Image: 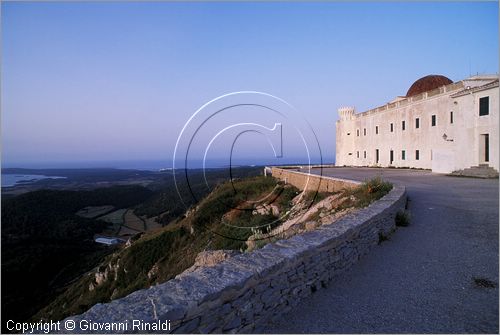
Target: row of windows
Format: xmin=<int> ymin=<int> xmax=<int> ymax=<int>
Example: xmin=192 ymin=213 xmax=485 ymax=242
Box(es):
xmin=354 ymin=149 xmax=421 ymax=162
xmin=352 ymin=95 xmax=490 ymax=137
xmin=355 ymin=113 xmax=449 ymax=136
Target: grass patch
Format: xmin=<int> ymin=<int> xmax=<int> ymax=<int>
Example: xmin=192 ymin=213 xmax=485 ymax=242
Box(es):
xmin=362 ymin=177 xmax=392 ymax=198
xmin=277 ymin=186 xmax=300 ymax=210
xmin=378 ymin=232 xmax=389 ymax=244
xmin=395 ymin=210 xmax=411 ymax=227
xmin=189 ymin=176 xmax=299 ymax=250
xmin=338 ymin=177 xmax=392 ymax=210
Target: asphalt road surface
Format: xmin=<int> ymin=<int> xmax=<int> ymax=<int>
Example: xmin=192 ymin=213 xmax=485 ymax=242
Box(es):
xmin=264 ymin=167 xmax=498 ymax=333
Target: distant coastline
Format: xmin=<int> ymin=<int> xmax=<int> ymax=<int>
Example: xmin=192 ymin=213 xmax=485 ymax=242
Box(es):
xmin=2 ymin=158 xmax=331 ymax=172
xmin=1 ymin=174 xmax=66 ymax=187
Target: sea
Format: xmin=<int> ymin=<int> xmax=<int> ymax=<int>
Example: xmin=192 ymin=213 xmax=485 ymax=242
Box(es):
xmin=2 ymin=158 xmax=330 ymax=172
xmin=1 ymin=174 xmax=66 ymax=187
xmin=1 ymin=158 xmax=332 ymax=188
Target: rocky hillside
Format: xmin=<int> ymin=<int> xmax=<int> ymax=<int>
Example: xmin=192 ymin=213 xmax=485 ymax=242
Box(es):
xmin=35 ymin=175 xmax=392 ymax=322
xmin=34 ymin=176 xmax=299 ymax=322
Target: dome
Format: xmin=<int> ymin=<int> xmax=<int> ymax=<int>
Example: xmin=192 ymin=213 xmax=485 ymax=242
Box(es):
xmin=406 ymin=75 xmax=453 ymax=97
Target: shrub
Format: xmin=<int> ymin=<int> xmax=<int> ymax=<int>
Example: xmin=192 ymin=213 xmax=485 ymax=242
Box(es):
xmin=364 ymin=176 xmax=392 ymax=195
xmin=344 ymin=177 xmax=392 ymax=209
xmin=378 ymin=232 xmax=389 ymax=244
xmin=395 ymin=210 xmax=410 ymax=227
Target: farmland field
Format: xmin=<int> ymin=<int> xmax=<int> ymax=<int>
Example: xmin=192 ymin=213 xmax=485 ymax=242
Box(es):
xmin=123 ymin=210 xmax=146 ymax=232
xmin=117 ymin=225 xmax=140 ymax=237
xmin=144 ymin=215 xmax=163 ymax=231
xmin=76 ymin=205 xmax=114 ymax=218
xmin=98 ymin=209 xmax=126 ymax=234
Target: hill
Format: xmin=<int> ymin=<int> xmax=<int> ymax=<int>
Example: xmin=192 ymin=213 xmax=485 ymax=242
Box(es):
xmin=34 ymin=174 xmax=392 ymax=323
xmin=34 ymin=175 xmax=300 ymax=322
xmin=1 ymin=186 xmax=153 ymax=328
xmin=1 ymin=166 xmax=262 ymax=330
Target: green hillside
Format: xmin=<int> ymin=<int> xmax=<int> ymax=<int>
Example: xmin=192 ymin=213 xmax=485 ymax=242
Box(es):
xmin=1 ymin=186 xmax=154 ymax=329
xmin=34 ymin=176 xmax=299 ymax=322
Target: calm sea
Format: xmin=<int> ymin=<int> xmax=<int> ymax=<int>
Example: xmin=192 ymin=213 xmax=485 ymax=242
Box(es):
xmin=1 ymin=174 xmax=66 ymax=187
xmin=2 ymin=158 xmax=330 ymax=171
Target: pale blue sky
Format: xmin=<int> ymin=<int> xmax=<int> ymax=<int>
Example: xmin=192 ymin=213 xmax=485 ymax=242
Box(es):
xmin=2 ymin=2 xmax=498 ymax=168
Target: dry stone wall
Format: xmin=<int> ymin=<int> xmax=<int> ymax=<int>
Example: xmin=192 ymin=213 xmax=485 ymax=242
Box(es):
xmin=270 ymin=167 xmax=360 ymax=192
xmin=58 ymin=170 xmax=406 ymax=334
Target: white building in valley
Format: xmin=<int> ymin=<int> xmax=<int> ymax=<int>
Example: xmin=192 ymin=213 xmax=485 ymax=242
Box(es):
xmin=95 ymin=237 xmax=121 ymax=245
xmin=335 ymin=74 xmax=499 ymax=174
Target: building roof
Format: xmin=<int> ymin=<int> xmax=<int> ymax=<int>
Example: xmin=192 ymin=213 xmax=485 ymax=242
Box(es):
xmin=95 ymin=237 xmax=121 ymax=245
xmin=406 ymin=75 xmax=453 ymax=97
xmin=344 ymin=74 xmax=496 ymax=120
xmin=451 ymin=78 xmax=499 ymax=98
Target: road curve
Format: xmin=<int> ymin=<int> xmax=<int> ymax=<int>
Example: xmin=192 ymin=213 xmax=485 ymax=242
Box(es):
xmin=264 ymin=167 xmax=498 ymax=333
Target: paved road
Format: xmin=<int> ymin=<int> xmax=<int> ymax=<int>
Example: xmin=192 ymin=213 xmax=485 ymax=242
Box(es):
xmin=264 ymin=168 xmax=498 ymax=333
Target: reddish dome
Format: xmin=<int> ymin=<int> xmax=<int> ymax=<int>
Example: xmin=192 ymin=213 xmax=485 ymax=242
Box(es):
xmin=406 ymin=75 xmax=453 ymax=97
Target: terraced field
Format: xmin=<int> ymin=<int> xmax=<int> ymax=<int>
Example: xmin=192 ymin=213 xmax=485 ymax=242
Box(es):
xmin=98 ymin=209 xmax=127 ymax=235
xmin=75 ymin=205 xmax=114 ymax=218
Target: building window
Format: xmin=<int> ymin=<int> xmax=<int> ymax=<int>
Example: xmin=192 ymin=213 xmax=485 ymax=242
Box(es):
xmin=450 ymin=111 xmax=453 ymax=124
xmin=390 ymin=123 xmax=394 ymax=132
xmin=479 ymin=96 xmax=489 ymax=116
xmin=364 ymin=151 xmax=366 ymax=159
xmin=416 ymin=118 xmax=420 ymax=129
xmin=357 ymin=129 xmax=360 ymax=137
xmin=357 ymin=151 xmax=359 ymax=158
xmin=376 ymin=149 xmax=379 ymax=163
xmin=402 ymin=150 xmax=406 ymax=160
xmin=415 ymin=150 xmax=420 ymax=160
xmin=402 ymin=120 xmax=406 ymax=131
xmin=431 ymin=115 xmax=436 ymax=126
xmin=364 ymin=128 xmax=366 ymax=136
xmin=375 ymin=126 xmax=379 ymax=134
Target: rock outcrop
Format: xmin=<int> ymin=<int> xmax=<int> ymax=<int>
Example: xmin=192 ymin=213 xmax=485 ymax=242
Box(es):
xmin=252 ymin=204 xmax=280 ymax=217
xmin=246 ymin=192 xmax=356 ymax=251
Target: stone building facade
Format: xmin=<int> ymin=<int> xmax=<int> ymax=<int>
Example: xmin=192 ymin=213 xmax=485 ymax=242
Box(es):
xmin=335 ymin=74 xmax=499 ymax=173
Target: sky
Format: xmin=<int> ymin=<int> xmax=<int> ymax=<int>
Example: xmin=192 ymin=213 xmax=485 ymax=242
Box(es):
xmin=1 ymin=2 xmax=498 ymax=169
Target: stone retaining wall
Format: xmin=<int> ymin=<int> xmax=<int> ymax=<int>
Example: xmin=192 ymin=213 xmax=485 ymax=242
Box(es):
xmin=270 ymin=167 xmax=360 ymax=192
xmin=59 ymin=171 xmax=406 ymax=334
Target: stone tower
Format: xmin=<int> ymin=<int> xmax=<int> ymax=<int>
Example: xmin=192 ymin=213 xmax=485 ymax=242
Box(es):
xmin=337 ymin=106 xmax=355 ymax=121
xmin=336 ymin=107 xmax=355 ymax=166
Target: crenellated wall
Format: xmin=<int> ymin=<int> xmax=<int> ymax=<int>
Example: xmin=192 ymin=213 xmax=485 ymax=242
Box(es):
xmin=56 ymin=170 xmax=406 ymax=334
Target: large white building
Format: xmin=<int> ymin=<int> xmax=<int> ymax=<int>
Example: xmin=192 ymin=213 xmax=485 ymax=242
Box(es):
xmin=335 ymin=74 xmax=499 ymax=174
